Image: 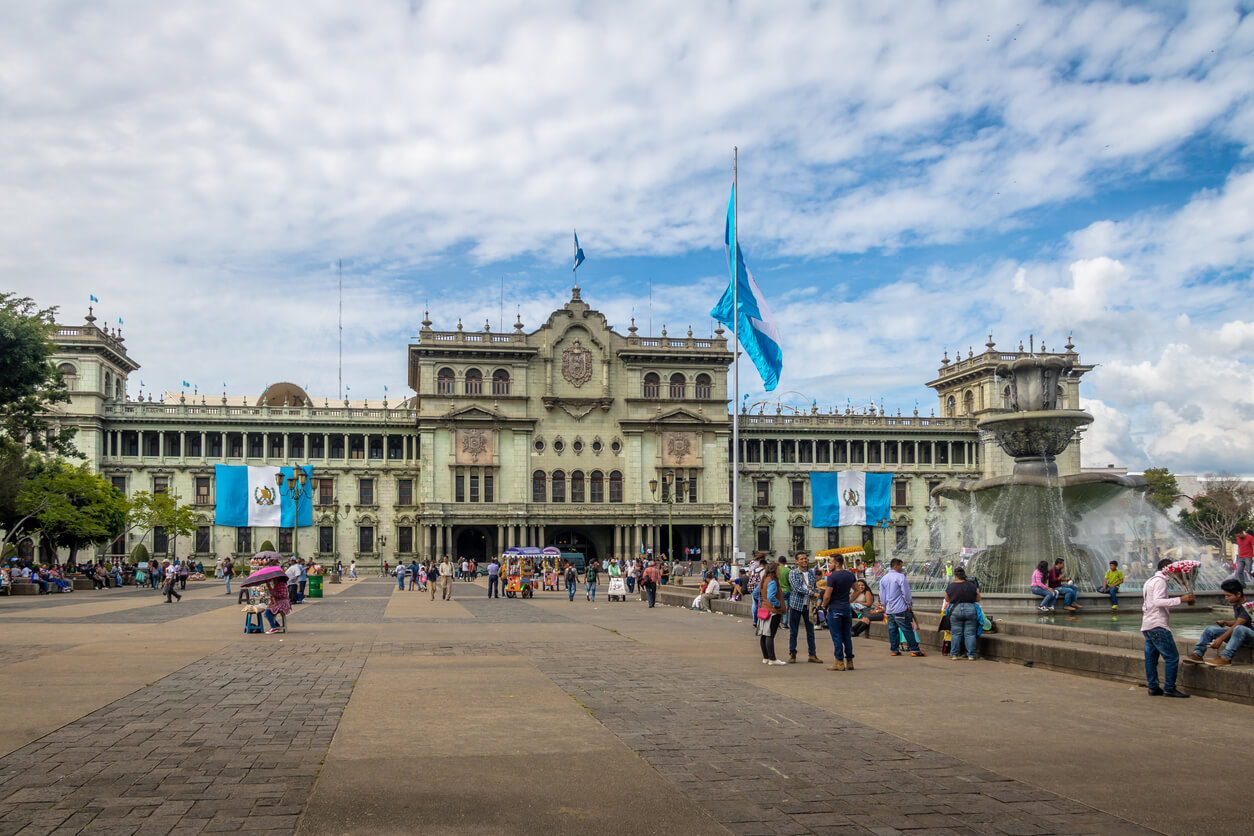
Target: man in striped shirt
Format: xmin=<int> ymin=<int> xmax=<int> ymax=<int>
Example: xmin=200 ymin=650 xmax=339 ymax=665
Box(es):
xmin=787 ymin=553 xmax=823 ymax=664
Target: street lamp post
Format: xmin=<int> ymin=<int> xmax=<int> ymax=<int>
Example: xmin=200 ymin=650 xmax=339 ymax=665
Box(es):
xmin=649 ymin=471 xmax=689 ymax=582
xmin=275 ymin=467 xmax=312 ymax=559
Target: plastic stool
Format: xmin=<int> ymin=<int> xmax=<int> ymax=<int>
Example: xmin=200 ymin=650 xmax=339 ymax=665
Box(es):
xmin=244 ymin=612 xmax=264 ymax=634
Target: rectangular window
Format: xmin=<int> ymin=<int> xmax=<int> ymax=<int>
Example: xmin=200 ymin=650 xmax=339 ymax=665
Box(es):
xmin=270 ymin=435 xmax=284 ymax=458
xmin=687 ymin=478 xmax=696 ymax=503
xmin=833 ymin=441 xmax=847 ymax=464
xmin=195 ymin=525 xmax=210 ymax=554
xmin=755 ymin=480 xmax=770 ymax=507
xmin=318 ymin=526 xmax=333 ymax=553
xmin=896 ymin=526 xmax=908 ymax=551
xmin=826 ymin=528 xmax=839 ymax=550
xmin=756 ymin=526 xmax=771 ymax=553
xmin=278 ymin=528 xmax=293 ymax=554
xmin=816 ymin=440 xmax=830 ymax=463
xmin=311 ymin=435 xmax=325 ymax=458
xmin=350 ymin=436 xmax=364 ymax=459
xmin=745 ymin=440 xmax=760 ymax=463
xmin=798 ymin=441 xmax=812 ymax=463
xmin=792 ymin=526 xmax=805 ymax=553
xmin=153 ymin=476 xmax=168 ymax=495
xmin=151 ymin=526 xmax=168 ymax=554
xmin=894 ymin=480 xmax=908 ymax=507
xmin=188 ymin=435 xmax=201 ymax=457
xmin=111 ymin=475 xmax=127 ymax=493
xmin=455 ymin=473 xmax=465 ymax=503
xmin=928 ymin=480 xmax=941 ymax=507
xmin=359 ymin=478 xmax=374 ymax=506
xmin=195 ymin=476 xmax=211 ymax=504
xmin=123 ymin=432 xmax=138 ymax=456
xmin=868 ymin=441 xmax=881 ymax=464
xmin=570 ymin=474 xmax=584 ymax=503
xmin=330 ymin=436 xmax=344 ymax=458
xmin=953 ymin=443 xmax=965 ymax=465
xmin=208 ymin=434 xmax=222 ymax=457
xmin=110 ymin=534 xmax=126 ymax=555
xmin=590 ymin=475 xmax=603 ymax=503
xmin=368 ymin=437 xmax=383 ymax=459
xmin=936 ymin=443 xmax=949 ymax=465
xmin=763 ymin=441 xmax=778 ymax=463
xmin=885 ymin=442 xmax=898 ymax=464
xmin=236 ymin=528 xmax=252 ymax=554
xmin=146 ymin=434 xmax=160 ymax=456
xmin=862 ymin=525 xmax=874 ymax=547
xmin=552 ymin=474 xmax=565 ymax=503
xmin=791 ymin=480 xmax=805 ymax=507
xmin=919 ymin=443 xmax=932 ymax=464
xmin=359 ymin=526 xmax=374 ymax=554
xmin=318 ymin=478 xmax=334 ymax=506
xmin=388 ymin=437 xmax=403 ymax=460
xmin=484 ymin=474 xmax=493 ymax=503
xmin=398 ymin=479 xmax=413 ymax=505
xmin=398 ymin=526 xmax=414 ymax=554
xmin=781 ymin=440 xmax=795 ymax=463
xmin=250 ymin=434 xmax=263 ymax=457
xmin=469 ymin=473 xmax=479 ymax=503
xmin=904 ymin=442 xmax=915 ymax=464
xmin=850 ymin=441 xmax=864 ymax=463
xmin=290 ymin=435 xmax=304 ymax=458
xmin=608 ymin=474 xmax=622 ymax=503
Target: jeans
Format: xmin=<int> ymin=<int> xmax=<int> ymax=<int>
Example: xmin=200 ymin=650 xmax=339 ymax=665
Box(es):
xmin=1143 ymin=627 xmax=1180 ymax=691
xmin=886 ymin=611 xmax=920 ymax=653
xmin=626 ymin=577 xmax=636 ymax=593
xmin=224 ymin=576 xmax=231 ymax=595
xmin=586 ymin=581 xmax=597 ymax=601
xmin=1099 ymin=585 xmax=1119 ymax=606
xmin=787 ymin=608 xmax=817 ymax=658
xmin=397 ymin=574 xmax=405 ymax=590
xmin=487 ymin=576 xmax=499 ymax=598
xmin=298 ymin=580 xmax=306 ymax=602
xmin=645 ymin=583 xmax=656 ymax=607
xmin=1195 ymin=624 xmax=1254 ymax=659
xmin=1053 ymin=584 xmax=1078 ymax=606
xmin=759 ymin=613 xmax=782 ymax=660
xmin=165 ymin=581 xmax=181 ymax=602
xmin=949 ymin=602 xmax=979 ymax=658
xmin=567 ymin=579 xmax=576 ymax=600
xmin=263 ymin=610 xmax=282 ymax=630
xmin=1031 ymin=586 xmax=1057 ymax=608
xmin=1236 ymin=557 xmax=1252 ymax=585
xmin=826 ymin=608 xmax=854 ymax=662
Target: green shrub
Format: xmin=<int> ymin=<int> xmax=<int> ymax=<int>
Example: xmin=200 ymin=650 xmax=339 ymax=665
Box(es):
xmin=258 ymin=539 xmax=276 ymax=553
xmin=862 ymin=540 xmax=877 ymax=565
xmin=131 ymin=543 xmax=150 ymax=563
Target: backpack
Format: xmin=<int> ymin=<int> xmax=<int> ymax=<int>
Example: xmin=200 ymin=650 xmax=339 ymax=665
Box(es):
xmin=565 ymin=567 xmax=577 ymax=583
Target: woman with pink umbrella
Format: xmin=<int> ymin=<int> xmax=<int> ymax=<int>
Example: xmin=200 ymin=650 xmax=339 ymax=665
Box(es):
xmin=241 ymin=561 xmax=291 ymax=634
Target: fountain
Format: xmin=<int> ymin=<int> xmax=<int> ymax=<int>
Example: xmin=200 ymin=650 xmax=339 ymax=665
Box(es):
xmin=933 ymin=355 xmax=1146 ymax=593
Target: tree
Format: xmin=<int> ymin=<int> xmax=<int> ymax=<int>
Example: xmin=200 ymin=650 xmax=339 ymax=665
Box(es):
xmin=1142 ymin=467 xmax=1179 ymax=512
xmin=259 ymin=539 xmax=276 ymax=553
xmin=0 ymin=293 xmax=78 ymax=457
xmin=1178 ymin=473 xmax=1254 ymax=549
xmin=124 ymin=491 xmax=198 ymax=561
xmin=17 ymin=460 xmax=127 ymax=565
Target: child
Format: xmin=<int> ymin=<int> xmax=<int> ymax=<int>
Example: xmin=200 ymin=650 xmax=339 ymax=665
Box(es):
xmin=1184 ymin=579 xmax=1252 ymax=667
xmin=1098 ymin=560 xmax=1124 ymax=610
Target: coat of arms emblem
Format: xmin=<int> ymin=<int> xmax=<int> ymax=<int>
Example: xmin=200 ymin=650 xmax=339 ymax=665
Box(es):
xmin=666 ymin=434 xmax=692 ymax=461
xmin=254 ymin=485 xmax=277 ymax=506
xmin=561 ymin=339 xmax=593 ymax=388
xmin=843 ymin=488 xmax=861 ymax=507
xmin=462 ymin=429 xmax=488 ymax=462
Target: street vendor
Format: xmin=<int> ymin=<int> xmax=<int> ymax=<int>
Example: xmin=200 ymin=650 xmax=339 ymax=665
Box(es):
xmin=263 ymin=576 xmax=291 ymax=634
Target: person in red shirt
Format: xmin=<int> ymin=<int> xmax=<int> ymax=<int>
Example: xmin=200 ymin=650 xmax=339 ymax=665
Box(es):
xmin=1234 ymin=530 xmax=1254 ymax=585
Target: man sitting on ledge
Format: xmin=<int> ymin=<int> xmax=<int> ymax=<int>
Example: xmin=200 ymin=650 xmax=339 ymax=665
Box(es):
xmin=1184 ymin=579 xmax=1252 ymax=668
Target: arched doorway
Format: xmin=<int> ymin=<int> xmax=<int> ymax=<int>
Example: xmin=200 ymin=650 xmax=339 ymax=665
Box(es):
xmin=548 ymin=529 xmax=599 ymax=563
xmin=453 ymin=527 xmax=492 ymax=563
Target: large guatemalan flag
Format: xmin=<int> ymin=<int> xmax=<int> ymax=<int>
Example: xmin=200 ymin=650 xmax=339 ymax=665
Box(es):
xmin=710 ymin=183 xmax=783 ymax=391
xmin=810 ymin=471 xmax=893 ymax=528
xmin=213 ymin=465 xmax=314 ymax=528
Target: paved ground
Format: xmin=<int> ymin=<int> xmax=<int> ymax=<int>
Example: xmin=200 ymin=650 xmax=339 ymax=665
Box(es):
xmin=0 ymin=577 xmax=1250 ymax=835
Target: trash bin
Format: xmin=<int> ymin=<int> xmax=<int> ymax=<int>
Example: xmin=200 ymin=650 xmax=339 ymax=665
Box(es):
xmin=308 ymin=575 xmax=323 ymax=599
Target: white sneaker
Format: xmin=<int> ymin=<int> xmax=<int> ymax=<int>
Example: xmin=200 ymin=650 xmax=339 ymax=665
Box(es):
xmin=768 ymin=659 xmax=788 ymax=666
xmin=762 ymin=658 xmax=770 ymax=664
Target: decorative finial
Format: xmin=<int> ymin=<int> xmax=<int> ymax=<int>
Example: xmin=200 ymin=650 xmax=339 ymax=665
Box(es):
xmin=941 ymin=349 xmax=950 ymax=365
xmin=421 ymin=309 xmax=432 ymax=329
xmin=661 ymin=324 xmax=667 ymax=338
xmin=687 ymin=325 xmax=693 ymax=338
xmin=714 ymin=323 xmax=724 ymax=338
xmin=571 ymin=286 xmax=582 ymax=301
xmin=1066 ymin=331 xmax=1075 ymax=352
xmin=484 ymin=318 xmax=491 ymax=332
xmin=986 ymin=334 xmax=995 ymax=351
xmin=628 ymin=317 xmax=637 ymax=335
xmin=968 ymin=346 xmax=973 ymax=358
xmin=457 ymin=318 xmax=463 ymax=331
xmin=85 ymin=306 xmax=95 ymax=324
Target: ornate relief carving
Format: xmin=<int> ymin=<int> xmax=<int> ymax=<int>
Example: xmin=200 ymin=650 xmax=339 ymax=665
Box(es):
xmin=456 ymin=428 xmax=494 ymax=463
xmin=661 ymin=431 xmax=698 ymax=466
xmin=541 ymin=396 xmax=613 ymax=420
xmin=561 ymin=338 xmax=593 ymax=388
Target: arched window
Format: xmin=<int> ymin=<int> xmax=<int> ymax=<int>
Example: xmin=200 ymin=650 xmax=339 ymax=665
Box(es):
xmin=570 ymin=470 xmax=585 ymax=503
xmin=669 ymin=373 xmax=686 ymax=399
xmin=963 ymin=390 xmax=974 ymax=415
xmin=532 ymin=470 xmax=546 ymax=503
xmin=608 ymin=471 xmax=623 ymax=503
xmin=695 ymin=374 xmax=712 ymax=399
xmin=58 ymin=363 xmax=77 ymax=391
xmin=643 ymin=372 xmax=660 ymax=399
xmin=437 ymin=367 xmax=455 ymax=395
xmin=116 ymin=379 xmax=124 ymax=400
xmin=945 ymin=395 xmax=955 ymax=417
xmin=465 ymin=368 xmax=483 ymax=395
xmin=1002 ymin=386 xmax=1011 ymax=409
xmin=1056 ymin=385 xmax=1065 ymax=409
xmin=590 ymin=470 xmax=604 ymax=503
xmin=551 ymin=470 xmax=566 ymax=503
xmin=492 ymin=369 xmax=510 ymax=395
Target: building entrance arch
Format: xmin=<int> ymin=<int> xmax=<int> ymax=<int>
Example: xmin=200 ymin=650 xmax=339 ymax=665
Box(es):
xmin=453 ymin=526 xmax=492 ymax=563
xmin=547 ymin=528 xmax=599 ymax=563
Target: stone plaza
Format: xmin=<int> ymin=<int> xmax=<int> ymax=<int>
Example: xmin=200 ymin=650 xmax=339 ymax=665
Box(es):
xmin=1 ymin=576 xmax=1250 ymax=836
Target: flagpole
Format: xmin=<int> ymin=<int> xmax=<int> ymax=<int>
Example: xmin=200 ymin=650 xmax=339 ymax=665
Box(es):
xmin=732 ymin=146 xmax=740 ymax=565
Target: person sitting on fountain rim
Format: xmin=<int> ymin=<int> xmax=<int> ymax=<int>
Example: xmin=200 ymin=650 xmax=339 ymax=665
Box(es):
xmin=1030 ymin=561 xmax=1058 ymax=612
xmin=1048 ymin=558 xmax=1081 ymax=611
xmin=1184 ymin=579 xmax=1252 ymax=668
xmin=1141 ymin=557 xmax=1195 ymax=698
xmin=1098 ymin=560 xmax=1124 ymax=610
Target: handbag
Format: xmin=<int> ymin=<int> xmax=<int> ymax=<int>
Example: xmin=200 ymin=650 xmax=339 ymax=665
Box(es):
xmin=756 ymin=606 xmax=770 ymax=620
xmin=937 ymin=610 xmax=951 ymax=632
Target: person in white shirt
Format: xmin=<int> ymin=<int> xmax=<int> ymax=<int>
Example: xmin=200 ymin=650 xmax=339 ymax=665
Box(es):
xmin=439 ymin=557 xmax=455 ymax=600
xmin=348 ymin=560 xmax=357 ymax=580
xmin=699 ymin=575 xmax=721 ymax=611
xmin=1141 ymin=557 xmax=1195 ymax=698
xmin=285 ymin=561 xmax=301 ymax=605
xmin=164 ymin=561 xmax=181 ymax=603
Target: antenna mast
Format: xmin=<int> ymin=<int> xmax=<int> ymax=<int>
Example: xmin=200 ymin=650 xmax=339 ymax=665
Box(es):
xmin=338 ymin=259 xmax=343 ymax=399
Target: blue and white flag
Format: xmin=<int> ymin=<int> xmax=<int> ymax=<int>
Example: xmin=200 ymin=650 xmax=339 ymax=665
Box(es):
xmin=573 ymin=230 xmax=586 ymax=272
xmin=214 ymin=465 xmax=314 ymax=528
xmin=710 ymin=183 xmax=783 ymax=391
xmin=89 ymin=294 xmax=99 ymax=303
xmin=810 ymin=471 xmax=893 ymax=528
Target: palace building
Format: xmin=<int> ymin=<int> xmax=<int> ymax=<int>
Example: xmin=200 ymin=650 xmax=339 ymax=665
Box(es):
xmin=42 ymin=288 xmax=1090 ymax=567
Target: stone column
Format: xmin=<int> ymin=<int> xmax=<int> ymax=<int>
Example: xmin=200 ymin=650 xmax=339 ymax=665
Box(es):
xmin=496 ymin=524 xmax=504 ymax=555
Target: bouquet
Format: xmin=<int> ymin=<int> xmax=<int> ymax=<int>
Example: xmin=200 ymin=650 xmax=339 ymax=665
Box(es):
xmin=1162 ymin=560 xmax=1202 ymax=603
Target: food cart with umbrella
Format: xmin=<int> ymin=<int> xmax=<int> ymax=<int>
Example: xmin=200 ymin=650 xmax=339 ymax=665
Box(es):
xmin=239 ymin=563 xmax=288 ymax=634
xmin=503 ymin=547 xmax=540 ymax=598
xmin=540 ymin=546 xmax=561 ymax=591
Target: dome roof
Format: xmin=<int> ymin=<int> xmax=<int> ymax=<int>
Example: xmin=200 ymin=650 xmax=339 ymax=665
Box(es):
xmin=257 ymin=382 xmax=311 ymax=407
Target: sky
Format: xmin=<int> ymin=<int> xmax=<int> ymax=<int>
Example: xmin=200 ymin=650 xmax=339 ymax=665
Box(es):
xmin=4 ymin=0 xmax=1254 ymax=475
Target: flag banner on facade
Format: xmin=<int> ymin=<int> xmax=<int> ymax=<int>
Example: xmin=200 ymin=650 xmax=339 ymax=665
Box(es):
xmin=810 ymin=471 xmax=892 ymax=527
xmin=710 ymin=183 xmax=783 ymax=390
xmin=213 ymin=465 xmax=314 ymax=528
xmin=573 ymin=230 xmax=586 ymax=272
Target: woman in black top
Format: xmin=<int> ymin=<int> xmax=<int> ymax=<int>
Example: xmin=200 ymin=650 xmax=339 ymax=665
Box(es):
xmin=943 ymin=567 xmax=982 ymax=661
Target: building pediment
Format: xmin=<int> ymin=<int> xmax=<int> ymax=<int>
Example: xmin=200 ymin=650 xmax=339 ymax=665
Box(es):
xmin=447 ymin=406 xmax=497 ymax=421
xmin=540 ymin=395 xmax=613 ymax=420
xmin=620 ymin=406 xmax=716 ymax=428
